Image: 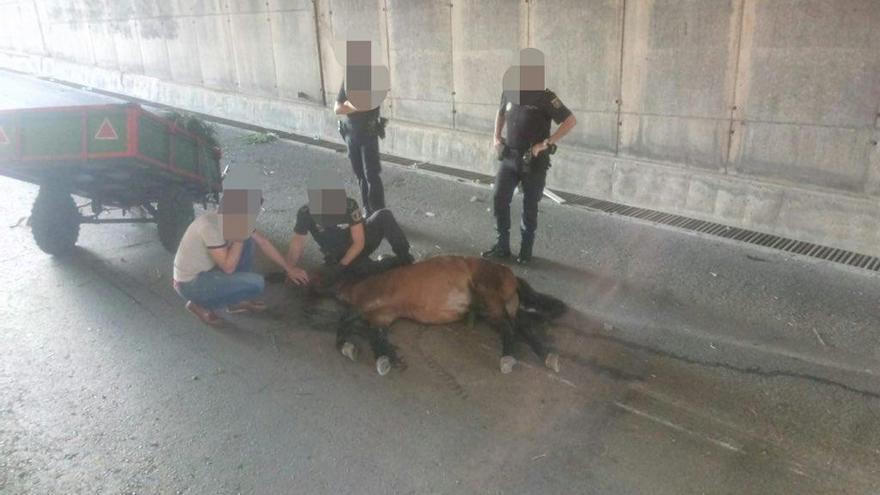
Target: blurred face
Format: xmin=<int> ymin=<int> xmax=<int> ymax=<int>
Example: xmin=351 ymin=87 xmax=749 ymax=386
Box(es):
xmin=220 ymin=189 xmax=262 ymax=241
xmin=502 ymin=48 xmax=547 ymax=104
xmin=345 ymin=40 xmax=390 ymax=110
xmin=520 ymin=64 xmax=545 ymax=92
xmin=308 ymin=187 xmax=347 ymax=226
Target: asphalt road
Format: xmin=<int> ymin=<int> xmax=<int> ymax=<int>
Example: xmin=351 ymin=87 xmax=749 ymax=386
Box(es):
xmin=1 ymin=71 xmax=880 ymax=494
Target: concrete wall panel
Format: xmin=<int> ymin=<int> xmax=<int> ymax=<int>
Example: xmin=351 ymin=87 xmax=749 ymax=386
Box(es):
xmin=868 ymin=124 xmax=880 ymax=196
xmin=193 ymin=14 xmax=236 ymax=90
xmin=0 ymin=2 xmax=27 ymax=54
xmin=736 ymin=0 xmax=880 ymax=127
xmin=620 ymin=0 xmax=741 ymax=168
xmin=546 ymin=150 xmax=614 ymax=199
xmin=41 ymin=16 xmax=94 ymax=66
xmin=386 ymin=0 xmax=454 ymax=128
xmin=165 ymin=15 xmax=203 ymax=85
xmin=228 ymin=13 xmax=278 ymax=97
xmin=531 ymin=0 xmax=622 ymax=152
xmin=136 ymin=18 xmax=172 ymax=79
xmin=3 ymin=1 xmax=46 ymax=54
xmin=270 ymin=4 xmax=324 ymax=103
xmin=732 ymin=0 xmax=880 ymax=191
xmin=326 ymin=0 xmax=384 ymax=42
xmin=734 ymin=122 xmax=874 ymax=192
xmin=450 ymin=0 xmax=520 ymax=134
xmin=109 ymin=20 xmax=145 ymax=73
xmin=173 ymin=0 xmax=225 ymax=16
xmin=619 ymin=114 xmax=730 ymax=170
xmin=87 ymin=22 xmax=119 ymax=69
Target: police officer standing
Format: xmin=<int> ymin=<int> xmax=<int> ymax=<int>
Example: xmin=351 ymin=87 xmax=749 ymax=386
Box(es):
xmin=335 ymin=40 xmax=390 ymax=217
xmin=482 ymin=48 xmax=577 ymax=263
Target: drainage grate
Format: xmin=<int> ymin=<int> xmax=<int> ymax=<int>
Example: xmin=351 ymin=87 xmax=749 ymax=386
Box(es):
xmin=554 ymin=191 xmax=880 ymax=272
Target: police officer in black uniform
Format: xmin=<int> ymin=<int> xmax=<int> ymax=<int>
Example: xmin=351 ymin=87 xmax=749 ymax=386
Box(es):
xmin=286 ymin=193 xmax=414 ymax=281
xmin=336 ymin=83 xmax=387 ymax=217
xmin=482 ymin=49 xmax=577 ymax=263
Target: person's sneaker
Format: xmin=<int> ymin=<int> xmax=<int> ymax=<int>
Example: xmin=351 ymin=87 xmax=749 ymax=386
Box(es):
xmin=515 ymin=252 xmax=532 ymax=264
xmin=186 ymin=301 xmax=222 ymax=326
xmin=227 ymin=300 xmax=268 ymax=314
xmin=398 ymin=253 xmax=415 ymax=265
xmin=481 ymin=244 xmax=511 ymax=259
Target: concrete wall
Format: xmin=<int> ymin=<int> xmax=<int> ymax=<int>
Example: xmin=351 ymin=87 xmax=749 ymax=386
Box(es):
xmin=0 ymin=0 xmax=878 ymax=255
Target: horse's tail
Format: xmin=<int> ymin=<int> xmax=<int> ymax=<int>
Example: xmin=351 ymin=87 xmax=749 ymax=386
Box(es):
xmin=516 ymin=277 xmax=566 ymax=320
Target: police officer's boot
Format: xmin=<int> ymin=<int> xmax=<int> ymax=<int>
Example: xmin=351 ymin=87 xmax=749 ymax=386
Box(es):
xmin=481 ymin=232 xmax=511 ymax=259
xmin=516 ymin=231 xmax=535 ymax=264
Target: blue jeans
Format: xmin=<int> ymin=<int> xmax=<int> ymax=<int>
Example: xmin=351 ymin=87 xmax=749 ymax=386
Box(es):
xmin=175 ymin=238 xmax=265 ymax=310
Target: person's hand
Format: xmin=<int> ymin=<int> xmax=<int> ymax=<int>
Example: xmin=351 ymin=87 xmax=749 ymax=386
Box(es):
xmin=493 ymin=135 xmax=504 ymax=147
xmin=286 ymin=266 xmax=310 ymax=286
xmin=530 ymin=139 xmax=550 ymax=157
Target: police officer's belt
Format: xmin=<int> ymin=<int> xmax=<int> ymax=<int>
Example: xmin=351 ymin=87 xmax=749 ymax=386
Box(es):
xmin=338 ymin=117 xmax=388 ymax=139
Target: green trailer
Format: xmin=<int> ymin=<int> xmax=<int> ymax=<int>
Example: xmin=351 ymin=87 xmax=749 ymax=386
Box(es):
xmin=0 ymin=103 xmax=222 ymax=254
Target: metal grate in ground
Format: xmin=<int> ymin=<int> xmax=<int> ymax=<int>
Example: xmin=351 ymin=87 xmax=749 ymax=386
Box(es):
xmin=554 ymin=191 xmax=880 ymax=272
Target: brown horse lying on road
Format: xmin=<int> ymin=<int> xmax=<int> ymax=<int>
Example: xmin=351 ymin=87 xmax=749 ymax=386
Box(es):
xmin=317 ymin=255 xmax=566 ymax=376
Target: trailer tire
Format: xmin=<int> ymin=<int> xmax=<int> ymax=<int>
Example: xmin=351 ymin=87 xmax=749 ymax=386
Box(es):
xmin=31 ymin=186 xmax=80 ymax=256
xmin=157 ymin=189 xmax=194 ymax=253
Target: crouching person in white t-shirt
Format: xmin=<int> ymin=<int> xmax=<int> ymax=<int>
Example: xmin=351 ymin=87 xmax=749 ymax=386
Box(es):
xmin=172 ymin=183 xmax=309 ymax=325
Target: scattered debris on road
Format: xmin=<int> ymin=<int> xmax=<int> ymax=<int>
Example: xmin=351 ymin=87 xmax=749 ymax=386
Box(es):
xmin=242 ymin=132 xmax=278 ymax=145
xmin=9 ymin=216 xmax=28 ymax=228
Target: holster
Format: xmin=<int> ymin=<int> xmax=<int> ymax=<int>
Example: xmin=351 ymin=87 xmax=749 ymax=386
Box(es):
xmin=377 ymin=117 xmax=388 ymax=140
xmin=520 ymin=143 xmax=557 ymax=174
xmin=365 ymin=117 xmax=388 ymax=139
xmin=337 ymin=120 xmax=348 ymax=140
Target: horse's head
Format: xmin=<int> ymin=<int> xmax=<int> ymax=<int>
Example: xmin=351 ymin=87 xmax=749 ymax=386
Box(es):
xmin=307 ymin=265 xmax=353 ymax=301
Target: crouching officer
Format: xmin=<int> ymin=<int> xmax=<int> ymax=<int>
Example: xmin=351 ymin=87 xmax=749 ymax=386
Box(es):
xmin=482 ymin=48 xmax=577 ymax=263
xmin=286 ymin=173 xmax=414 ymax=281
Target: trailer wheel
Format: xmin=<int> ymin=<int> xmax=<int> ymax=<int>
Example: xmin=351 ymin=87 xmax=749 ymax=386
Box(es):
xmin=31 ymin=186 xmax=80 ymax=256
xmin=157 ymin=188 xmax=194 ymax=253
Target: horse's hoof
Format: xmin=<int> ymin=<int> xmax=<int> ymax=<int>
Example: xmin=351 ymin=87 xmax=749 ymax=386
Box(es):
xmin=340 ymin=342 xmax=358 ymax=362
xmin=500 ymin=355 xmax=516 ymax=374
xmin=376 ymin=356 xmax=392 ymax=376
xmin=545 ymin=353 xmax=560 ymax=373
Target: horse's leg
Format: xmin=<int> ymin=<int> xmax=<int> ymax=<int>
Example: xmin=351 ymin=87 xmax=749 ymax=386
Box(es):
xmin=515 ymin=313 xmax=560 ymax=373
xmin=364 ymin=325 xmax=399 ymax=376
xmin=361 ymin=310 xmax=400 ymax=376
xmin=336 ymin=312 xmax=363 ymax=362
xmin=472 ymin=289 xmax=518 ymax=373
xmin=492 ymin=315 xmax=518 ymax=374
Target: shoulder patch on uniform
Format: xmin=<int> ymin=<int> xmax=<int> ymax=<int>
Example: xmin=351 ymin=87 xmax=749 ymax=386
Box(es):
xmin=551 ymin=97 xmax=562 ymax=109
xmin=350 ymin=207 xmax=363 ymax=223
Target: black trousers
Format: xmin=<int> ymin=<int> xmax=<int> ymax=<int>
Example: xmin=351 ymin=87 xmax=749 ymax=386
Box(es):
xmin=492 ymin=156 xmax=548 ymax=237
xmin=345 ymin=209 xmax=411 ymax=280
xmin=360 ymin=209 xmax=410 ymax=260
xmin=324 ymin=209 xmax=410 ymax=265
xmin=346 ymin=133 xmax=385 ymax=215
